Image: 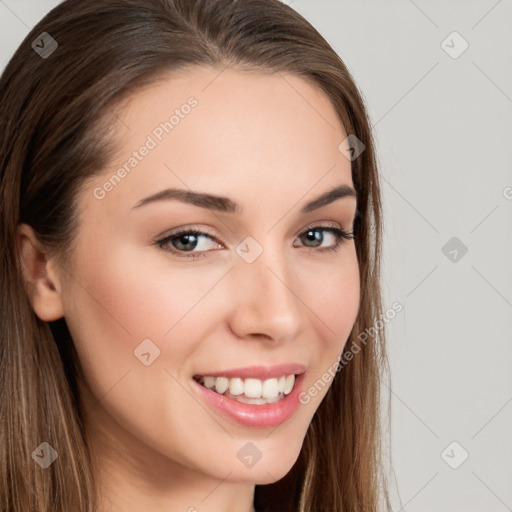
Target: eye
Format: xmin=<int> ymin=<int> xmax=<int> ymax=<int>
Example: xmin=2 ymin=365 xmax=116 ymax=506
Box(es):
xmin=156 ymin=227 xmax=222 ymax=259
xmin=155 ymin=223 xmax=355 ymax=260
xmin=294 ymin=224 xmax=355 ymax=253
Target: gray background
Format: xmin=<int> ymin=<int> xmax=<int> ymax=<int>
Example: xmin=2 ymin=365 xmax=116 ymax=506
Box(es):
xmin=1 ymin=1 xmax=511 ymax=511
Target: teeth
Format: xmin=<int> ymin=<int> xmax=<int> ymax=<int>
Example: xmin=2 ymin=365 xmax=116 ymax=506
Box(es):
xmin=215 ymin=377 xmax=229 ymax=395
xmin=204 ymin=376 xmax=216 ymax=389
xmin=197 ymin=374 xmax=296 ymax=401
xmin=261 ymin=378 xmax=279 ymax=399
xmin=229 ymin=377 xmax=244 ymax=396
xmin=284 ymin=374 xmax=295 ymax=395
xmin=244 ymin=378 xmax=262 ymax=398
xmin=278 ymin=376 xmax=285 ymax=394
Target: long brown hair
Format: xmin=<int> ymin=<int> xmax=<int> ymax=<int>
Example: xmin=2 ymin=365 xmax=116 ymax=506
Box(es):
xmin=0 ymin=0 xmax=393 ymax=510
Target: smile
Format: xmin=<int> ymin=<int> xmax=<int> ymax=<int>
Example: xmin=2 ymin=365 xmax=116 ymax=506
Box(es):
xmin=191 ymin=363 xmax=306 ymax=427
xmin=193 ymin=374 xmax=296 ymax=405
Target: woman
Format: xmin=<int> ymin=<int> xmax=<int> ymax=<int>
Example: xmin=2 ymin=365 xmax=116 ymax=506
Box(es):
xmin=0 ymin=0 xmax=393 ymax=510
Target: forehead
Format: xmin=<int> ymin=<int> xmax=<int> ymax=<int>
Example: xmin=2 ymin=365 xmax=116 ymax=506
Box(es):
xmin=82 ymin=66 xmax=354 ymax=217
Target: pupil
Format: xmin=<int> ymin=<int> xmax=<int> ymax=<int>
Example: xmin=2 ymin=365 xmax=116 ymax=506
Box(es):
xmin=176 ymin=234 xmax=197 ymax=250
xmin=305 ymin=230 xmax=322 ymax=246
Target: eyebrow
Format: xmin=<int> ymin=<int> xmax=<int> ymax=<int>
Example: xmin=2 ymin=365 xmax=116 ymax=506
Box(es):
xmin=132 ymin=184 xmax=357 ymax=214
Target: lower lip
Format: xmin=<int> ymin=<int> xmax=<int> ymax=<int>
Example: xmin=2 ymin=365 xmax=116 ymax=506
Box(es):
xmin=191 ymin=373 xmax=305 ymax=428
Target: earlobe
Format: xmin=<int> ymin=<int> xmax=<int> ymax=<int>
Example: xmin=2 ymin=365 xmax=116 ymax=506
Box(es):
xmin=17 ymin=224 xmax=65 ymax=322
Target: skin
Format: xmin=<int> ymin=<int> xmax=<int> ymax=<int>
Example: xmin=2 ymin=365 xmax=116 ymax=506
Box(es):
xmin=18 ymin=67 xmax=360 ymax=512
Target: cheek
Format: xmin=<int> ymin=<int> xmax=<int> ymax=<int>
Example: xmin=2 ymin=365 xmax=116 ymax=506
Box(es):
xmin=61 ymin=240 xmax=231 ymax=392
xmin=67 ymin=242 xmax=226 ymax=340
xmin=299 ymin=249 xmax=360 ymax=339
xmin=297 ymin=251 xmax=360 ymax=387
xmin=60 ymin=244 xmax=236 ymax=456
xmin=321 ymin=262 xmax=360 ymax=334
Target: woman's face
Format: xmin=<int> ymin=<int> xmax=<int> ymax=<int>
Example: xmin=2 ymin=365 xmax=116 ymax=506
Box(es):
xmin=54 ymin=67 xmax=360 ymax=495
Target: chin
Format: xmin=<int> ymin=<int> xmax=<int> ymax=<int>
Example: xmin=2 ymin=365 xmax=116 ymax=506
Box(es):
xmin=235 ymin=446 xmax=302 ymax=485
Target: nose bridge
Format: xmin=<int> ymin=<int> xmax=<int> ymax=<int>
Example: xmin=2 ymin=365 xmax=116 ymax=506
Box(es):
xmin=228 ymin=240 xmax=304 ymax=341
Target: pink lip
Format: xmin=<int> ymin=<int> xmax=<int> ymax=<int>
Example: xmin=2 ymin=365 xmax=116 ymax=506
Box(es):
xmin=191 ymin=371 xmax=306 ymax=428
xmin=193 ymin=363 xmax=306 ymax=380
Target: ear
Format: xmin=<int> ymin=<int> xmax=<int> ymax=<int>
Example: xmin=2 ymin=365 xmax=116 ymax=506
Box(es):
xmin=17 ymin=224 xmax=65 ymax=322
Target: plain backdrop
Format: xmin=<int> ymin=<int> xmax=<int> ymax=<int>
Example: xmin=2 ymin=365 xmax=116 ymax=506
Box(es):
xmin=1 ymin=1 xmax=511 ymax=511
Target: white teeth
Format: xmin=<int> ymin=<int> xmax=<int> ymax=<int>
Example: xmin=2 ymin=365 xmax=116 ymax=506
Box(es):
xmin=284 ymin=375 xmax=295 ymax=395
xmin=229 ymin=377 xmax=244 ymax=396
xmin=244 ymin=378 xmax=262 ymax=398
xmin=262 ymin=378 xmax=279 ymax=399
xmin=197 ymin=374 xmax=297 ymax=401
xmin=214 ymin=377 xmax=229 ymax=394
xmin=204 ymin=376 xmax=216 ymax=390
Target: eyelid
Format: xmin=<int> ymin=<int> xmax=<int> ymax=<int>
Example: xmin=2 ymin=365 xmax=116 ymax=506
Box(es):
xmin=154 ymin=224 xmax=220 ymax=243
xmin=155 ymin=221 xmax=349 ymax=243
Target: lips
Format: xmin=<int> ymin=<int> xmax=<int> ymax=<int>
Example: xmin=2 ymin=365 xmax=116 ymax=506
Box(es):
xmin=190 ymin=364 xmax=307 ymax=427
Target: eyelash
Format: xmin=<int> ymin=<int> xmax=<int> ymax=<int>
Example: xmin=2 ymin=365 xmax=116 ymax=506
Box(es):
xmin=155 ymin=223 xmax=356 ymax=260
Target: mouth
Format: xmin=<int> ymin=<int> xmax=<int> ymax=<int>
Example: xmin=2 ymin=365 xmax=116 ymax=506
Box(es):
xmin=193 ymin=373 xmax=297 ymax=405
xmin=192 ymin=363 xmax=306 ymax=428
xmin=191 ymin=365 xmax=307 ymax=428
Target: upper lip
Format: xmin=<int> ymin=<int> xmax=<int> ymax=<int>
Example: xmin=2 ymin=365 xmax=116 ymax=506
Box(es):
xmin=194 ymin=363 xmax=306 ymax=380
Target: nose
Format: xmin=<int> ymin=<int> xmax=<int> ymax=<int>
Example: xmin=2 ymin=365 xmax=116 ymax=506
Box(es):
xmin=226 ymin=244 xmax=304 ymax=344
